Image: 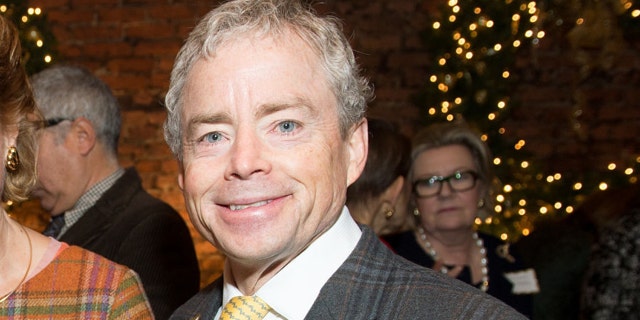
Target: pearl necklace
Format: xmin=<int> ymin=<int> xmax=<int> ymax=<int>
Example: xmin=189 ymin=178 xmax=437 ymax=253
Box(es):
xmin=0 ymin=224 xmax=33 ymax=303
xmin=416 ymin=227 xmax=489 ymax=292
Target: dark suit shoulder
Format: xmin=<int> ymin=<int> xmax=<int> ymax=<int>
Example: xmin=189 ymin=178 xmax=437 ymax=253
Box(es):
xmin=308 ymin=226 xmax=527 ymax=320
xmin=170 ymin=277 xmax=223 ymax=320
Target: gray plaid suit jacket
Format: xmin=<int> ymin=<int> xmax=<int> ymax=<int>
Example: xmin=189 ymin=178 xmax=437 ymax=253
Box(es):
xmin=170 ymin=225 xmax=526 ymax=320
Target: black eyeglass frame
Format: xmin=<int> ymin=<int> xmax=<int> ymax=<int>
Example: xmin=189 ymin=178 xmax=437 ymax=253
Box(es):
xmin=412 ymin=170 xmax=479 ymax=198
xmin=42 ymin=118 xmax=75 ymax=128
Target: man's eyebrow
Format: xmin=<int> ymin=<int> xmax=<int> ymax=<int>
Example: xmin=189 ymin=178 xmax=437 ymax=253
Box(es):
xmin=185 ymin=113 xmax=230 ymax=138
xmin=256 ymin=98 xmax=316 ymax=118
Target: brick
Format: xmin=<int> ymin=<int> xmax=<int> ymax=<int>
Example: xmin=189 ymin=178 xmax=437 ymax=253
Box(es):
xmin=99 ymin=7 xmax=147 ymax=23
xmin=124 ymin=21 xmax=175 ymax=39
xmin=133 ymin=40 xmax=182 ymax=56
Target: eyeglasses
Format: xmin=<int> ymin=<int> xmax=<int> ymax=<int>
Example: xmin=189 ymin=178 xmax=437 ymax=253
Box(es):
xmin=413 ymin=170 xmax=479 ymax=198
xmin=42 ymin=118 xmax=74 ymax=128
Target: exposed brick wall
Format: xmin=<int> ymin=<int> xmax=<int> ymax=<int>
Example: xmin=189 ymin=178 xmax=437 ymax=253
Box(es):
xmin=19 ymin=0 xmax=640 ymax=287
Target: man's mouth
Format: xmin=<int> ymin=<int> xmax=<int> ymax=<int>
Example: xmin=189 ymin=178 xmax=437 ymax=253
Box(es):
xmin=229 ymin=200 xmax=271 ymax=211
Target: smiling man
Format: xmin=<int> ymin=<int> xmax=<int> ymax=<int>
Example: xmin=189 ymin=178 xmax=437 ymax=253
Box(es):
xmin=165 ymin=0 xmax=526 ymax=319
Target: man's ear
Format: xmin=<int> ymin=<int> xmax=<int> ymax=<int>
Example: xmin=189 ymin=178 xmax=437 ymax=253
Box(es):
xmin=178 ymin=162 xmax=185 ymax=191
xmin=346 ymin=118 xmax=368 ymax=186
xmin=71 ymin=118 xmax=97 ymax=156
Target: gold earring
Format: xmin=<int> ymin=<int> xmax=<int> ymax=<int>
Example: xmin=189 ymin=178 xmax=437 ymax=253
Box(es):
xmin=384 ymin=208 xmax=395 ymax=220
xmin=413 ymin=208 xmax=420 ymax=216
xmin=5 ymin=146 xmax=19 ymax=172
xmin=477 ymin=199 xmax=485 ymax=208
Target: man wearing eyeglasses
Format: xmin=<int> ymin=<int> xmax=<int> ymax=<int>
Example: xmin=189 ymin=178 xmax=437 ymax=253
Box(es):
xmin=30 ymin=65 xmax=200 ymax=320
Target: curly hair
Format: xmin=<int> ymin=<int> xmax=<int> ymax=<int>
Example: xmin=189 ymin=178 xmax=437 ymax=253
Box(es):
xmin=0 ymin=15 xmax=43 ymax=202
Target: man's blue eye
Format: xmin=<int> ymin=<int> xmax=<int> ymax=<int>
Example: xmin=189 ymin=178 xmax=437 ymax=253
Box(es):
xmin=277 ymin=121 xmax=296 ymax=133
xmin=203 ymin=132 xmax=222 ymax=143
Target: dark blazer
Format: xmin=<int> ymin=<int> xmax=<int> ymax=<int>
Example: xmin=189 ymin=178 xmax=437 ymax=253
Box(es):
xmin=170 ymin=225 xmax=526 ymax=320
xmin=59 ymin=167 xmax=200 ymax=320
xmin=385 ymin=231 xmax=534 ymax=317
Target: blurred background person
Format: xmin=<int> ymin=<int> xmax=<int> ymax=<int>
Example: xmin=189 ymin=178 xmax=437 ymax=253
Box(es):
xmin=0 ymin=14 xmax=153 ymax=318
xmin=30 ymin=64 xmax=199 ymax=319
xmin=515 ymin=183 xmax=640 ymax=320
xmin=346 ymin=117 xmax=412 ymax=236
xmin=384 ymin=120 xmax=535 ymax=317
xmin=580 ymin=184 xmax=640 ymax=320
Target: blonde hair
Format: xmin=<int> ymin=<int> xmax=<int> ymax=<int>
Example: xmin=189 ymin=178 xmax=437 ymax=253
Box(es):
xmin=0 ymin=15 xmax=43 ymax=202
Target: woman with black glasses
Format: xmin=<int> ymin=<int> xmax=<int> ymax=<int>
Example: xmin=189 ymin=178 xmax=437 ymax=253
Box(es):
xmin=384 ymin=120 xmax=534 ymax=317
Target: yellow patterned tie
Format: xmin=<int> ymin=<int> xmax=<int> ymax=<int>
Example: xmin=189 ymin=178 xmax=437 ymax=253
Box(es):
xmin=220 ymin=296 xmax=271 ymax=320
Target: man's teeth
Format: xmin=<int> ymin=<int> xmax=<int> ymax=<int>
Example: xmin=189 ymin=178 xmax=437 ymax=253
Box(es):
xmin=229 ymin=200 xmax=270 ymax=211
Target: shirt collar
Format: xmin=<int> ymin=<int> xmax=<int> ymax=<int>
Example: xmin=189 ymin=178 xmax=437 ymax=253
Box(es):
xmin=221 ymin=206 xmax=362 ymax=319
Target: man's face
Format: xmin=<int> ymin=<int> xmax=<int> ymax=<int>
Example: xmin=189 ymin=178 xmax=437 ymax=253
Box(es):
xmin=32 ymin=124 xmax=85 ymax=216
xmin=178 ymin=32 xmax=366 ymax=268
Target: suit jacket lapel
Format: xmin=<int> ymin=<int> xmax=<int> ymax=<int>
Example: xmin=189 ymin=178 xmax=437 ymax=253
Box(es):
xmin=306 ymin=226 xmax=386 ymax=319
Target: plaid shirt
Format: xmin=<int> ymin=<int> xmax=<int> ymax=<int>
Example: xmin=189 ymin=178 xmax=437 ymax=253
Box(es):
xmin=57 ymin=168 xmax=125 ymax=238
xmin=0 ymin=245 xmax=154 ymax=319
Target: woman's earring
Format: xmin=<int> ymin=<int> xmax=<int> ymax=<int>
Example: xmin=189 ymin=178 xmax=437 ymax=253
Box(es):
xmin=477 ymin=199 xmax=485 ymax=208
xmin=5 ymin=146 xmax=19 ymax=172
xmin=413 ymin=208 xmax=420 ymax=217
xmin=384 ymin=208 xmax=395 ymax=220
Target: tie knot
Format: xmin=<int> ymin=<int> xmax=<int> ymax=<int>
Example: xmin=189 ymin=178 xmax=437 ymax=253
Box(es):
xmin=220 ymin=295 xmax=271 ymax=320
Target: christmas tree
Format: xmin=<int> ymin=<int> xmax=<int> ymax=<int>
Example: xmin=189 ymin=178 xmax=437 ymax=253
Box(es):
xmin=417 ymin=0 xmax=640 ymax=241
xmin=0 ymin=0 xmax=56 ymax=74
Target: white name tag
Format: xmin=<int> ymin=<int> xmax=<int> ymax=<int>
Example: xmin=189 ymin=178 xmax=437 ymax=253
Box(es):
xmin=504 ymin=268 xmax=539 ymax=294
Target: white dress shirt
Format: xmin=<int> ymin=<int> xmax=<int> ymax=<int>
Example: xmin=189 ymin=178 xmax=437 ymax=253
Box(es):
xmin=217 ymin=207 xmax=362 ymax=319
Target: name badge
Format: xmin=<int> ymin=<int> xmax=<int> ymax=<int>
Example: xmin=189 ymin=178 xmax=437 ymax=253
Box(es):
xmin=504 ymin=268 xmax=539 ymax=294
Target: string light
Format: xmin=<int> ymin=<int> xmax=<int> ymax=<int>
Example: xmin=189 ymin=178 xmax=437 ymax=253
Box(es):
xmin=422 ymin=0 xmax=640 ymax=241
xmin=0 ymin=3 xmax=56 ymax=73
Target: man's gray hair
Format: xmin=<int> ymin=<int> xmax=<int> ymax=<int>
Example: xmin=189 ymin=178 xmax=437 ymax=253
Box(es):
xmin=164 ymin=0 xmax=372 ymax=161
